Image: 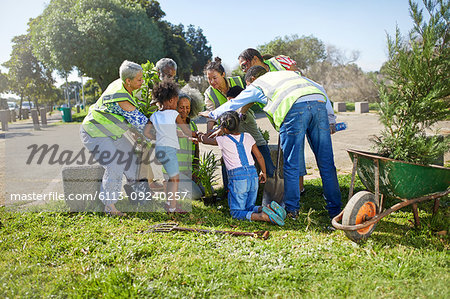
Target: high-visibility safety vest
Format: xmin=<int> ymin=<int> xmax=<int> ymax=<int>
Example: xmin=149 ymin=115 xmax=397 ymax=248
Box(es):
xmin=177 ymin=121 xmax=198 ymax=173
xmin=82 ymin=79 xmax=138 ymax=139
xmin=251 ymin=71 xmax=326 ymax=131
xmin=205 ymin=76 xmax=245 ymax=109
xmin=264 ymin=57 xmax=288 ymax=72
xmin=162 ymin=120 xmax=198 ymax=175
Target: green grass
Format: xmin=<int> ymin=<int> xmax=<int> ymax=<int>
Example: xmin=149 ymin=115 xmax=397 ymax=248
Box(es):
xmin=1 ymin=175 xmax=448 ymax=298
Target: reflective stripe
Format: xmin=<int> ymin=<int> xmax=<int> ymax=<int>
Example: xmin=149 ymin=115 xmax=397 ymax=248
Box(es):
xmin=265 ymin=58 xmax=285 ymax=71
xmin=102 ymin=92 xmax=134 ymax=103
xmin=100 ymin=112 xmax=130 ymax=130
xmin=208 ymin=88 xmax=222 ymax=109
xmin=254 ymin=75 xmax=299 ymax=97
xmin=88 ymin=119 xmax=115 ymax=137
xmin=229 ymin=76 xmax=244 ymax=88
xmin=267 ymin=82 xmax=316 ymax=115
xmin=178 ymin=148 xmax=192 ymax=155
xmin=252 ymin=72 xmax=326 ymax=130
xmin=207 ymin=77 xmax=244 ymax=109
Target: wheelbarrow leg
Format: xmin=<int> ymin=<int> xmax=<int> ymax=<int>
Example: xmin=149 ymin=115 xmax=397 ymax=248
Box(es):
xmin=348 ymin=156 xmax=358 ymax=201
xmin=411 ymin=203 xmax=420 ymax=227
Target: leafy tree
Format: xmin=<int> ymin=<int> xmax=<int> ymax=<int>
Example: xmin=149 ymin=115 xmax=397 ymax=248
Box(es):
xmin=127 ymin=0 xmax=211 ymax=81
xmin=0 ymin=71 xmax=9 ymax=93
xmin=258 ymin=34 xmax=327 ymax=69
xmin=184 ymin=25 xmax=212 ymax=76
xmin=2 ymin=32 xmax=55 ymax=114
xmin=82 ymin=79 xmax=102 ymax=105
xmin=372 ymin=0 xmax=449 ymax=164
xmin=307 ymin=61 xmax=379 ymax=103
xmin=31 ymin=0 xmax=164 ymax=90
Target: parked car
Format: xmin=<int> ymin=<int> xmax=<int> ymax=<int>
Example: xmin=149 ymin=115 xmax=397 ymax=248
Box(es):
xmin=21 ymin=102 xmax=34 ymax=110
xmin=8 ymin=102 xmax=19 ymax=114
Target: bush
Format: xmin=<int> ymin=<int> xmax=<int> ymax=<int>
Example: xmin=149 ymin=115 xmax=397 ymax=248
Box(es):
xmin=372 ymin=0 xmax=450 ymax=165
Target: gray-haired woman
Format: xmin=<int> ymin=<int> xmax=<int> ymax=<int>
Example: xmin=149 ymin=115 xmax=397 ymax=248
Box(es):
xmin=80 ymin=60 xmax=153 ymax=216
xmin=155 ymin=58 xmax=177 ymax=80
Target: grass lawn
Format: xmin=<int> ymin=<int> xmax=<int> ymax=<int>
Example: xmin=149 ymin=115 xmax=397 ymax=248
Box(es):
xmin=0 ymin=175 xmax=448 ymax=298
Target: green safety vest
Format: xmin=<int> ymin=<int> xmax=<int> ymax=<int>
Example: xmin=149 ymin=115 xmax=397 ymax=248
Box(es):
xmin=206 ymin=76 xmax=245 ymax=109
xmin=252 ymin=71 xmax=326 ymax=131
xmin=162 ymin=120 xmax=198 ymax=174
xmin=82 ymin=79 xmax=138 ymax=139
xmin=264 ymin=57 xmax=287 ymax=72
xmin=177 ymin=121 xmax=198 ymax=173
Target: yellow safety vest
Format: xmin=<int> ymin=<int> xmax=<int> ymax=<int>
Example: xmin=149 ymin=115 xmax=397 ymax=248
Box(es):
xmin=177 ymin=121 xmax=198 ymax=173
xmin=251 ymin=71 xmax=326 ymax=131
xmin=82 ymin=79 xmax=138 ymax=139
xmin=162 ymin=120 xmax=198 ymax=174
xmin=264 ymin=57 xmax=287 ymax=72
xmin=205 ymin=76 xmax=245 ymax=109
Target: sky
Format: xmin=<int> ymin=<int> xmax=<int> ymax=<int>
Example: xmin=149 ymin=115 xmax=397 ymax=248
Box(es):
xmin=0 ymin=0 xmax=417 ymax=94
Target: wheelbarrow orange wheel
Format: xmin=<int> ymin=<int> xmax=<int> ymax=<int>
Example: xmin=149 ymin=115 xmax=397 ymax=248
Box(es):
xmin=342 ymin=191 xmax=378 ymax=242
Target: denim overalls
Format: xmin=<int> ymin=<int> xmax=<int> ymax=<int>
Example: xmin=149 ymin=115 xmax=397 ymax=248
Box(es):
xmin=225 ymin=133 xmax=260 ymax=220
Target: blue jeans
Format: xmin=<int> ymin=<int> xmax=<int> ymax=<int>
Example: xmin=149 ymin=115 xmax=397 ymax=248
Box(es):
xmin=280 ymin=101 xmax=342 ymax=218
xmin=227 ymin=165 xmax=260 ymax=220
xmin=155 ymin=146 xmax=179 ymax=177
xmin=256 ymin=144 xmax=275 ymax=178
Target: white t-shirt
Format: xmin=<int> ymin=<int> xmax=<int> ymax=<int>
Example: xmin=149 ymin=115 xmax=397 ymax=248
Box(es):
xmin=150 ymin=109 xmax=180 ymax=149
xmin=216 ymin=133 xmax=256 ymax=170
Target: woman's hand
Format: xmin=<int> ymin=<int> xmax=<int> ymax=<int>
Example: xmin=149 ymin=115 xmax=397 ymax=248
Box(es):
xmin=198 ymin=111 xmax=211 ymax=118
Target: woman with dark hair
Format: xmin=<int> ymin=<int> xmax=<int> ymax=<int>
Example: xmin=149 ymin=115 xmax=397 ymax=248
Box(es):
xmin=203 ymin=57 xmax=276 ymax=192
xmin=238 ymin=48 xmax=299 ymax=73
xmin=204 ymin=57 xmax=245 ymax=132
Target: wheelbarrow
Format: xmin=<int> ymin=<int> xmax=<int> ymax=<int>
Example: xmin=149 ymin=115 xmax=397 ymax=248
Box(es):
xmin=332 ymin=149 xmax=450 ymax=242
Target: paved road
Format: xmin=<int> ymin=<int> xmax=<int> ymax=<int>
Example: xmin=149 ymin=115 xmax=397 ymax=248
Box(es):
xmin=1 ymin=109 xmax=448 ymax=205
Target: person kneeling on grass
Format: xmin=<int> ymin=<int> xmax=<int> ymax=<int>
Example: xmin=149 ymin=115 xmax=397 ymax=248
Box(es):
xmin=197 ymin=111 xmax=286 ymax=225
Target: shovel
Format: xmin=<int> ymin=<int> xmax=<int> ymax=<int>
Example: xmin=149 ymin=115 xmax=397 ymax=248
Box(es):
xmin=262 ymin=136 xmax=284 ymax=206
xmin=147 ymin=223 xmax=270 ymax=240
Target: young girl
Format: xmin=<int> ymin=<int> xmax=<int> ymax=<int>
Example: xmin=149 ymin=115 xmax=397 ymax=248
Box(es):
xmin=198 ymin=111 xmax=286 ymax=225
xmin=145 ymin=80 xmax=196 ymax=213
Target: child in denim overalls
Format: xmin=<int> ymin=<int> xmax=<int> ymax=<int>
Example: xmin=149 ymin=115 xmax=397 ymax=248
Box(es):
xmin=198 ymin=111 xmax=286 ymax=225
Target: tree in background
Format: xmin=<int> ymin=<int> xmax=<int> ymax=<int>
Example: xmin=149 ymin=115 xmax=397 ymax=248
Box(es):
xmin=0 ymin=72 xmax=9 ymax=93
xmin=131 ymin=1 xmax=212 ymax=79
xmin=2 ymin=32 xmax=55 ymax=116
xmin=257 ymin=34 xmax=379 ymax=103
xmin=31 ymin=0 xmax=164 ymax=90
xmin=258 ymin=34 xmax=327 ymax=69
xmin=82 ymin=79 xmax=102 ymax=105
xmin=185 ymin=25 xmax=213 ymax=76
xmin=372 ymin=0 xmax=449 ymax=165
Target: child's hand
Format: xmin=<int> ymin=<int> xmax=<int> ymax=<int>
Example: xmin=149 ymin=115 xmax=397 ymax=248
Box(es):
xmin=209 ymin=127 xmax=224 ymax=138
xmin=197 ymin=132 xmax=205 ymax=144
xmin=259 ymin=171 xmax=267 ymax=184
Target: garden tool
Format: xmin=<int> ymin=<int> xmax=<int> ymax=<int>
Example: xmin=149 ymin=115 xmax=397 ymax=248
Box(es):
xmin=148 ymin=223 xmax=270 ymax=240
xmin=262 ymin=136 xmax=284 ymax=206
xmin=123 ymin=179 xmax=152 ymax=206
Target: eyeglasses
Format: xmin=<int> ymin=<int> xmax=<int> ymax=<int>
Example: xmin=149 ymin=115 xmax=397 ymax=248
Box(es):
xmin=240 ymin=60 xmax=249 ymax=71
